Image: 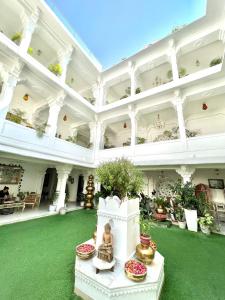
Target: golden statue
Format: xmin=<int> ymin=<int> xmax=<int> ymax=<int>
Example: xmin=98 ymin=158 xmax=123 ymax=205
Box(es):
xmin=97 ymin=223 xmax=113 ymax=263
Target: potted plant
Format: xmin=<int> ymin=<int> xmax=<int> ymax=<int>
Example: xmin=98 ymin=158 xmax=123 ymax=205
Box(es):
xmin=49 ymin=191 xmax=59 ymax=212
xmin=199 ymin=213 xmax=214 ymax=235
xmin=66 ymin=136 xmax=77 ymax=144
xmin=210 ymin=57 xmax=222 ymax=67
xmin=11 ymin=32 xmax=22 ymax=45
xmin=167 ymin=70 xmax=173 ymax=81
xmin=6 ymin=109 xmax=27 ymax=124
xmin=175 ymin=206 xmax=186 ymax=229
xmin=34 ymin=122 xmax=49 ymax=138
xmin=48 ymin=63 xmax=63 ymax=76
xmin=171 ymin=180 xmax=198 ymax=232
xmin=96 ymin=158 xmax=143 ymax=200
xmin=135 ymin=87 xmax=141 ymax=94
xmin=137 ymin=137 xmax=146 ymax=144
xmin=27 ymin=47 xmax=34 ymax=55
xmin=140 ymin=217 xmax=152 ymax=244
xmin=179 ymin=67 xmax=187 ymax=78
xmin=154 ymin=197 xmax=166 ymax=214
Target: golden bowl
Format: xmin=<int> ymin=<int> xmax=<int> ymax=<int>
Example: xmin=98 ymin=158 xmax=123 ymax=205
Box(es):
xmin=76 ymin=244 xmax=96 ymax=260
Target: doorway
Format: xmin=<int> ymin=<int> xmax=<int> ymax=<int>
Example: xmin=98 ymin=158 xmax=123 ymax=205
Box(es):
xmin=76 ymin=175 xmax=84 ymax=204
xmin=41 ymin=168 xmax=57 ymax=206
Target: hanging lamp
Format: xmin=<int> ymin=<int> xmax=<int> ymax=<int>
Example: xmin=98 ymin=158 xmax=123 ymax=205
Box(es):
xmin=123 ymin=122 xmax=127 ymax=129
xmin=23 ymin=94 xmax=29 ymax=101
xmin=63 ymin=114 xmax=67 ymax=121
xmin=202 ymin=103 xmax=208 ymax=110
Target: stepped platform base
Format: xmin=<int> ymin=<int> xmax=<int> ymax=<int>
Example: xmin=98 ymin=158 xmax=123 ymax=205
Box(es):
xmin=74 ymin=241 xmax=164 ymax=300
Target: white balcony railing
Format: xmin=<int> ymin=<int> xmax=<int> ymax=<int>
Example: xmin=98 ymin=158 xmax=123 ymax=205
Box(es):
xmin=0 ymin=121 xmax=94 ymax=167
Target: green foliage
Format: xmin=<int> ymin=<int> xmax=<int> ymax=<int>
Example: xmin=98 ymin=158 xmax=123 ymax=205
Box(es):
xmin=34 ymin=122 xmax=48 ymax=138
xmin=135 ymin=87 xmax=141 ymax=94
xmin=66 ymin=136 xmax=77 ymax=144
xmin=48 ymin=63 xmax=63 ymax=76
xmin=27 ymin=47 xmax=33 ymax=55
xmin=175 ymin=207 xmax=185 ymax=222
xmin=154 ymin=196 xmax=166 ymax=208
xmin=210 ymin=57 xmax=222 ymax=67
xmin=169 ymin=180 xmax=198 ymax=210
xmin=11 ymin=32 xmax=22 ymax=43
xmin=6 ymin=109 xmax=27 ymax=124
xmin=179 ymin=67 xmax=187 ymax=78
xmin=96 ymin=158 xmax=144 ymax=199
xmin=167 ymin=70 xmax=173 ymax=80
xmin=137 ymin=137 xmax=146 ymax=144
xmin=140 ymin=216 xmax=155 ymax=235
xmin=199 ymin=213 xmax=214 ymax=227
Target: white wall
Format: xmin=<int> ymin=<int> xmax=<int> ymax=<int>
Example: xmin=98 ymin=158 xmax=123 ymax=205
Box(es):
xmin=0 ymin=158 xmax=46 ymax=197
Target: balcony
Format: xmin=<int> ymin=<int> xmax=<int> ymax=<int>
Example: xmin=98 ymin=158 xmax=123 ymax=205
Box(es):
xmin=0 ymin=121 xmax=94 ymax=167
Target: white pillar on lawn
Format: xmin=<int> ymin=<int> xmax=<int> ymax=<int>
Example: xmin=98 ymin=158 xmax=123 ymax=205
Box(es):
xmin=46 ymin=91 xmax=66 ymax=137
xmin=20 ymin=8 xmax=40 ymax=52
xmin=57 ymin=46 xmax=73 ymax=82
xmin=168 ymin=39 xmax=179 ymax=81
xmin=176 ymin=165 xmax=195 ymax=183
xmin=128 ymin=61 xmax=137 ymax=97
xmin=0 ymin=61 xmax=24 ymax=131
xmin=171 ymin=90 xmax=186 ymax=143
xmin=55 ymin=166 xmax=72 ymax=211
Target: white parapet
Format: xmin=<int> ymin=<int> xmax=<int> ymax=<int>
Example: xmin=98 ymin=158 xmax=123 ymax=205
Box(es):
xmin=96 ymin=197 xmax=140 ymax=262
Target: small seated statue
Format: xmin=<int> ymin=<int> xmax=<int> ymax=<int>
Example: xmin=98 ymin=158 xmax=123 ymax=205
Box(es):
xmin=97 ymin=223 xmax=113 ymax=263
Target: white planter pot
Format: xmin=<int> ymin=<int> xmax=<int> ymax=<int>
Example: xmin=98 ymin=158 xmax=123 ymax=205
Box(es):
xmin=49 ymin=204 xmax=56 ymax=212
xmin=184 ymin=209 xmax=198 ymax=232
xmin=59 ymin=207 xmax=67 ymax=215
xmin=178 ymin=221 xmax=186 ymax=229
xmin=200 ymin=224 xmax=211 ymax=235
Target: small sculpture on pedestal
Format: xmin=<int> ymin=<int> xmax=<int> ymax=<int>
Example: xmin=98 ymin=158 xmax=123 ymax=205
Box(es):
xmin=84 ymin=174 xmax=95 ymax=209
xmin=98 ymin=223 xmax=113 ymax=263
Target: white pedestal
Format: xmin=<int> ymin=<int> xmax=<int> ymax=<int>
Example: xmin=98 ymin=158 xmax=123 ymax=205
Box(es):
xmin=74 ymin=197 xmax=165 ymax=300
xmin=75 ymin=243 xmax=164 ymax=300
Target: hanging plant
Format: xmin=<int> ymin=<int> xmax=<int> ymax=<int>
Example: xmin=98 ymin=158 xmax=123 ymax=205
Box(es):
xmin=27 ymin=47 xmax=33 ymax=55
xmin=179 ymin=67 xmax=187 ymax=78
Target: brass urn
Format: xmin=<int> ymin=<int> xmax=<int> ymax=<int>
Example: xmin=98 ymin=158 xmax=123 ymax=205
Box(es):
xmin=84 ymin=175 xmax=95 ymax=209
xmin=136 ymin=242 xmax=155 ymax=265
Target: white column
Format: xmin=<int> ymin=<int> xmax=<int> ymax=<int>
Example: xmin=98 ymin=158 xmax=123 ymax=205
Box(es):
xmin=46 ymin=91 xmax=65 ymax=137
xmin=57 ymin=46 xmax=73 ymax=82
xmin=176 ymin=165 xmax=195 ymax=183
xmin=0 ymin=61 xmax=23 ymax=131
xmin=168 ymin=39 xmax=179 ymax=81
xmin=97 ymin=82 xmax=106 ymax=107
xmin=55 ymin=166 xmax=72 ymax=211
xmin=89 ymin=122 xmax=95 ymax=149
xmin=171 ymin=91 xmax=186 ymax=143
xmin=20 ymin=8 xmax=40 ymax=52
xmin=129 ymin=108 xmax=138 ymax=148
xmin=94 ymin=120 xmax=105 ymax=157
xmin=128 ymin=61 xmax=137 ymax=97
xmin=70 ymin=125 xmax=78 ymax=139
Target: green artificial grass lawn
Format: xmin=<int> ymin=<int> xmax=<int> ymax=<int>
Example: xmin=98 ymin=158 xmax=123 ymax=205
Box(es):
xmin=0 ymin=210 xmax=225 ymax=300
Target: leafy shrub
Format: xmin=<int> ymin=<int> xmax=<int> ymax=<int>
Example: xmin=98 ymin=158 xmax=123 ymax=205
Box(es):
xmin=96 ymin=158 xmax=143 ymax=199
xmin=210 ymin=57 xmax=222 ymax=67
xmin=48 ymin=63 xmax=63 ymax=76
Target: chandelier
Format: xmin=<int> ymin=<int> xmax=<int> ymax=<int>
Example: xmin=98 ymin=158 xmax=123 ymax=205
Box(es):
xmin=154 ymin=114 xmax=165 ymax=129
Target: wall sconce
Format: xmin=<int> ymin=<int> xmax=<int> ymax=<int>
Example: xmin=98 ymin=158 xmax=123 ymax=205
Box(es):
xmin=23 ymin=94 xmax=29 ymax=101
xmin=63 ymin=115 xmax=67 ymax=121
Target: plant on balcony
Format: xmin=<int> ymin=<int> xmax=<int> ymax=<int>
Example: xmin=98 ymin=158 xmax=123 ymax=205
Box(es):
xmin=167 ymin=70 xmax=173 ymax=81
xmin=104 ymin=135 xmax=115 ymax=149
xmin=135 ymin=87 xmax=141 ymax=94
xmin=6 ymin=109 xmax=27 ymax=124
xmin=96 ymin=158 xmax=144 ymax=199
xmin=11 ymin=32 xmax=22 ymax=44
xmin=154 ymin=128 xmax=179 ymax=142
xmin=27 ymin=47 xmax=34 ymax=55
xmin=48 ymin=63 xmax=63 ymax=76
xmin=120 ymin=87 xmax=141 ymax=100
xmin=137 ymin=137 xmax=146 ymax=144
xmin=34 ymin=122 xmax=48 ymax=138
xmin=210 ymin=57 xmax=222 ymax=67
xmin=66 ymin=136 xmax=77 ymax=143
xmin=84 ymin=96 xmax=95 ymax=105
xmin=153 ymin=76 xmax=162 ymax=87
xmin=186 ymin=129 xmax=199 ymax=138
xmin=123 ymin=138 xmax=131 ymax=146
xmin=179 ymin=67 xmax=187 ymax=78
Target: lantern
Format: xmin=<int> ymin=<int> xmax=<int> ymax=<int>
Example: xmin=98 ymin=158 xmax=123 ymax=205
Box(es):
xmin=202 ymin=103 xmax=208 ymax=110
xmin=23 ymin=94 xmax=29 ymax=101
xmin=63 ymin=114 xmax=67 ymax=121
xmin=123 ymin=122 xmax=127 ymax=129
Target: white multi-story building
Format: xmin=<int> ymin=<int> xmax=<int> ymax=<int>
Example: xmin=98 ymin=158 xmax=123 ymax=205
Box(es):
xmin=1 ymin=0 xmax=225 ymax=219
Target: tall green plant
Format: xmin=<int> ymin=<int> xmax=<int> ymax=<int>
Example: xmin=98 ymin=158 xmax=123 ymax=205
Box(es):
xmin=96 ymin=158 xmax=143 ymax=199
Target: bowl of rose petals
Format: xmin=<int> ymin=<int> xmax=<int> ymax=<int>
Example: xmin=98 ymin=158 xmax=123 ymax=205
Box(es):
xmin=76 ymin=243 xmax=95 ymax=260
xmin=124 ymin=259 xmax=147 ymax=282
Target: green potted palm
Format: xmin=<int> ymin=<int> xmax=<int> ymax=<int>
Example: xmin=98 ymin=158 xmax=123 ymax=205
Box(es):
xmin=175 ymin=206 xmax=186 ymax=229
